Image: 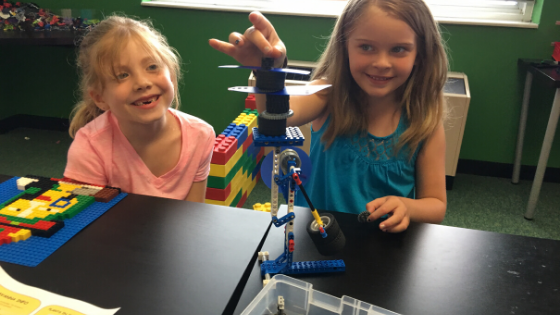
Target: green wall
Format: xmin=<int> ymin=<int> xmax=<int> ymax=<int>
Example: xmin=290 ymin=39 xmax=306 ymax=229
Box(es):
xmin=2 ymin=0 xmax=559 ymax=168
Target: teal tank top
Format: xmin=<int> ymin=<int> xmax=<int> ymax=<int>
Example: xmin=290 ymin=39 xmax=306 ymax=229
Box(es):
xmin=294 ymin=114 xmax=420 ymax=214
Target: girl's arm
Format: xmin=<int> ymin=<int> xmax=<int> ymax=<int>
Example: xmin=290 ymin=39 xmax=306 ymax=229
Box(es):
xmin=185 ymin=179 xmax=208 ymax=203
xmin=366 ymin=124 xmax=447 ymax=232
xmin=254 ymin=80 xmax=330 ymax=127
xmin=209 ymin=11 xmax=329 ymax=127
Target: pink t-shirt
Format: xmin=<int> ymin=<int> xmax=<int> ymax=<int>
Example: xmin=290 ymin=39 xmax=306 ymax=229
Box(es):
xmin=64 ymin=109 xmax=215 ymax=200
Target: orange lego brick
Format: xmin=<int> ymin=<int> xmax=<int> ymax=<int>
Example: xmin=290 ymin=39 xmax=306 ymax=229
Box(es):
xmin=94 ymin=188 xmax=119 ymax=203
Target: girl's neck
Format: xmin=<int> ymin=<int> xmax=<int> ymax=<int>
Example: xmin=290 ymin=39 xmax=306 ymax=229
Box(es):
xmin=366 ymin=94 xmax=402 ymax=138
xmin=117 ymin=110 xmax=176 ymax=147
xmin=367 ymin=93 xmax=400 ymax=117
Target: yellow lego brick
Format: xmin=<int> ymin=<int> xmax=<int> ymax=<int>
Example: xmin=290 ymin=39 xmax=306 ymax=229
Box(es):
xmin=242 ymin=174 xmax=252 ymax=195
xmin=233 ymin=113 xmax=258 ymax=136
xmin=205 ymin=168 xmax=244 ymax=206
xmin=210 ymin=147 xmax=243 ymax=177
xmin=253 ymin=202 xmax=271 ymax=212
xmin=8 ymin=229 xmax=32 ymax=242
xmin=247 ymin=176 xmax=258 ymax=196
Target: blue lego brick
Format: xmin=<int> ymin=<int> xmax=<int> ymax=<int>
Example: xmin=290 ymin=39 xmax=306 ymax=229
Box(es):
xmin=0 ymin=177 xmax=127 ymax=267
xmin=261 ymin=259 xmax=345 ymax=277
xmin=246 ymin=142 xmax=260 ymax=160
xmin=261 ymin=261 xmax=288 ymax=276
xmin=286 ymin=260 xmax=346 ymax=275
xmin=253 ymin=127 xmax=304 ymax=147
xmin=221 ymin=123 xmax=248 ymax=149
xmin=252 ymin=158 xmax=263 ymax=180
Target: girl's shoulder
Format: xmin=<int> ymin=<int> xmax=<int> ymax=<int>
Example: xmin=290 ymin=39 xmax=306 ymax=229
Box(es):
xmin=76 ymin=111 xmax=113 ymax=139
xmin=170 ymin=108 xmax=214 ymax=137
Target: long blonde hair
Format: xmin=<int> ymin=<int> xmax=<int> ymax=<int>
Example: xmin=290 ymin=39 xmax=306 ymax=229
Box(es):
xmin=313 ymin=0 xmax=448 ymax=156
xmin=69 ymin=15 xmax=182 ymax=138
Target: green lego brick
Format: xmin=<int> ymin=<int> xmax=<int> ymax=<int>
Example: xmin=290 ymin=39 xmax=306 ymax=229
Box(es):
xmin=208 ymin=153 xmax=246 ymax=189
xmin=229 ymin=190 xmax=243 ymax=207
xmin=25 ymin=187 xmax=41 ymax=194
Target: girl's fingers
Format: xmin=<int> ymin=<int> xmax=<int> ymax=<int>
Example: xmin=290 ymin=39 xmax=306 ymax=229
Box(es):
xmin=378 ymin=210 xmax=402 ymax=230
xmin=208 ymin=39 xmax=237 ymax=57
xmin=228 ymin=32 xmax=244 ymax=47
xmin=248 ymin=11 xmax=274 ymax=37
xmin=366 ymin=198 xmax=386 ymax=221
xmin=385 ymin=217 xmax=409 ymax=233
xmin=244 ymin=26 xmax=274 ymax=57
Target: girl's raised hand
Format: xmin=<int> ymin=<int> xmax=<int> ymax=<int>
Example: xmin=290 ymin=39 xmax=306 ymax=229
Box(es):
xmin=209 ymin=11 xmax=286 ymax=68
xmin=365 ymin=196 xmax=410 ymax=233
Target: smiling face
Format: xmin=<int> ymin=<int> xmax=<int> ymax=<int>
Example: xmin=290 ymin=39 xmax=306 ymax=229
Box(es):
xmin=90 ymin=37 xmax=175 ymax=128
xmin=346 ymin=5 xmax=417 ymax=103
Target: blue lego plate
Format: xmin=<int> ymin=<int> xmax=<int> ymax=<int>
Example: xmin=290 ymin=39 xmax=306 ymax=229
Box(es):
xmin=219 ymin=65 xmax=310 ymax=75
xmin=0 ymin=177 xmax=127 ymax=267
xmin=228 ymin=85 xmax=331 ymax=96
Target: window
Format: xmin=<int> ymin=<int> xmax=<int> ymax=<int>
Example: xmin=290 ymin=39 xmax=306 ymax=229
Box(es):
xmin=424 ymin=0 xmax=535 ymax=25
xmin=141 ymin=0 xmax=536 ymax=28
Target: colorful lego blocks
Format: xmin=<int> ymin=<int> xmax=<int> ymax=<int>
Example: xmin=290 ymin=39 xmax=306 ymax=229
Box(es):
xmin=206 ymin=109 xmax=264 ymax=207
xmin=0 ymin=176 xmax=119 ymax=246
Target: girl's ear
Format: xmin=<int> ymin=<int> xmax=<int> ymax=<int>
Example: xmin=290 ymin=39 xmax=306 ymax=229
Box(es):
xmin=89 ymin=89 xmax=109 ymax=111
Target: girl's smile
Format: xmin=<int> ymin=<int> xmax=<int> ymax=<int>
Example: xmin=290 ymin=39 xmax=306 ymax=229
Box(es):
xmin=131 ymin=94 xmax=161 ymax=108
xmin=365 ymin=74 xmax=394 ymax=85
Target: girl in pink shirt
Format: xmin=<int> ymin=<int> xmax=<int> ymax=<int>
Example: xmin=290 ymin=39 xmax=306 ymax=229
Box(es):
xmin=65 ymin=16 xmax=214 ymax=201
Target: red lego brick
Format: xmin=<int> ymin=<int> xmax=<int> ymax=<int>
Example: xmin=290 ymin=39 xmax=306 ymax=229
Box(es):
xmin=245 ymin=94 xmax=256 ymax=109
xmin=243 ymin=133 xmax=254 ymax=153
xmin=211 ymin=135 xmax=238 ymax=165
xmin=205 ymin=182 xmax=232 ymax=201
xmin=256 ymin=147 xmax=265 ymax=164
xmin=237 ymin=192 xmax=248 ymax=208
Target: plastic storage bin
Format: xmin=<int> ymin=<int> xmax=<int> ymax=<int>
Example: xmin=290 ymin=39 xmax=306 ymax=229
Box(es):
xmin=241 ymin=274 xmax=400 ymax=315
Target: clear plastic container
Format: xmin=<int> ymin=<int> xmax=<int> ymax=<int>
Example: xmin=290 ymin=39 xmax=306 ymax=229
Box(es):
xmin=240 ymin=274 xmax=400 ymax=315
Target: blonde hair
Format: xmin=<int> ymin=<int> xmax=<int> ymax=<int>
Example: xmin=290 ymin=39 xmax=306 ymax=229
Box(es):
xmin=313 ymin=0 xmax=448 ymax=156
xmin=69 ymin=15 xmax=182 ymax=138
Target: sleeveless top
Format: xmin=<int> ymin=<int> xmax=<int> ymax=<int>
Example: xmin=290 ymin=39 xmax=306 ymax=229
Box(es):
xmin=294 ymin=114 xmax=421 ymax=214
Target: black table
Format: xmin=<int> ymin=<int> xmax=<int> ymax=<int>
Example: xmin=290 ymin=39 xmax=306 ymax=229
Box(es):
xmin=235 ymin=206 xmax=560 ymax=315
xmin=513 ymin=59 xmax=560 ymax=219
xmin=0 ymin=176 xmax=272 ymax=315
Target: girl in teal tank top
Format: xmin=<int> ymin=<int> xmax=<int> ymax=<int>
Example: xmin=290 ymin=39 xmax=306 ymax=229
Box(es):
xmin=295 ymin=114 xmax=420 ymax=214
xmin=210 ymin=0 xmax=449 ymax=232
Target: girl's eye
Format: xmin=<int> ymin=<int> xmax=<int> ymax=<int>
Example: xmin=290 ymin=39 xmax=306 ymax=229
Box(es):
xmin=117 ymin=73 xmax=129 ymax=80
xmin=360 ymin=44 xmax=373 ymax=52
xmin=148 ymin=64 xmax=158 ymax=71
xmin=392 ymin=46 xmax=406 ymax=53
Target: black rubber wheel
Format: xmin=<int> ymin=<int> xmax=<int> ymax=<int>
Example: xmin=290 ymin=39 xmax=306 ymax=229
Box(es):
xmin=307 ymin=213 xmax=346 ymax=256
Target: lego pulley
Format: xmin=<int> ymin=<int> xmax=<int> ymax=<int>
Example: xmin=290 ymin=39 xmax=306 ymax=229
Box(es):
xmin=221 ymin=57 xmax=345 ymax=281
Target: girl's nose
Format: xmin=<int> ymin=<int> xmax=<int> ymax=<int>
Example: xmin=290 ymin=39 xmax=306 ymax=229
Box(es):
xmin=134 ymin=74 xmax=152 ymax=91
xmin=372 ymin=53 xmax=391 ymax=69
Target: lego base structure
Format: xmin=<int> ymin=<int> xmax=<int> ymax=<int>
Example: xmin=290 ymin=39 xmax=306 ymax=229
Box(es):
xmin=0 ymin=177 xmax=127 ymax=267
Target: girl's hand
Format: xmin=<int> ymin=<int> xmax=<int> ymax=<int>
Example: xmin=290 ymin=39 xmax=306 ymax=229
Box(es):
xmin=365 ymin=196 xmax=410 ymax=233
xmin=209 ymin=11 xmax=286 ymax=68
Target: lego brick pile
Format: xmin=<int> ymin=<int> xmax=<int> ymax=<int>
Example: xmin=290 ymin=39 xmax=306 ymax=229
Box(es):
xmin=0 ymin=176 xmax=126 ymax=267
xmin=0 ymin=1 xmax=98 ymax=31
xmin=205 ymin=107 xmax=264 ymax=207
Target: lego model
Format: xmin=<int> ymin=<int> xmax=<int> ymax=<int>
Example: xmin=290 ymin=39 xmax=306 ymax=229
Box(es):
xmin=221 ymin=58 xmax=346 ymax=286
xmin=205 ymin=108 xmax=264 ymax=207
xmin=0 ymin=175 xmax=119 ymax=246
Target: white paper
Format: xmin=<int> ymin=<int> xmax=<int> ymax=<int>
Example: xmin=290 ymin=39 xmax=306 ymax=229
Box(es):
xmin=0 ymin=266 xmax=120 ymax=315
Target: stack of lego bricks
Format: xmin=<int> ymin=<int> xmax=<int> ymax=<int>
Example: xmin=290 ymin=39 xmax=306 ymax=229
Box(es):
xmin=205 ymin=108 xmax=264 ymax=207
